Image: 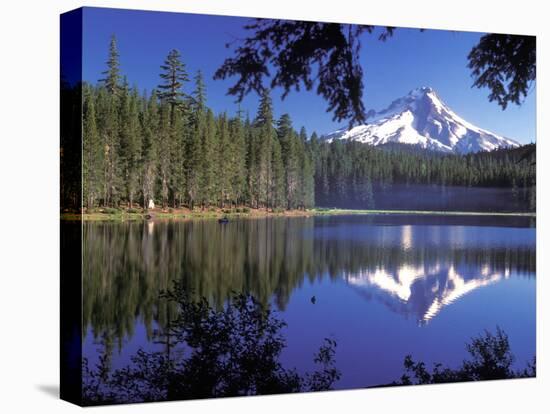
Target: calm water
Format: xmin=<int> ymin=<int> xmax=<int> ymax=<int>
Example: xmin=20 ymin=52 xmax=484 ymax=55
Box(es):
xmin=82 ymin=214 xmax=536 ymax=388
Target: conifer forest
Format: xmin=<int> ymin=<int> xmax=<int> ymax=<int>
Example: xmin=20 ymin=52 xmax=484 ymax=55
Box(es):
xmin=64 ymin=36 xmax=535 ymax=212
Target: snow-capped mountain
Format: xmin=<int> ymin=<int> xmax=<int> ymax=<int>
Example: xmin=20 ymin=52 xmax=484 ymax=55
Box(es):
xmin=323 ymin=87 xmax=520 ymax=154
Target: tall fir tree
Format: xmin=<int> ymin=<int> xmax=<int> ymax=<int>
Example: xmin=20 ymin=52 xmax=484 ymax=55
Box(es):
xmin=228 ymin=111 xmax=247 ymax=207
xmin=157 ymin=49 xmax=189 ymax=207
xmin=277 ymin=114 xmax=299 ymax=209
xmin=254 ymin=88 xmax=275 ymax=209
xmin=99 ymin=35 xmax=121 ymax=96
xmin=216 ymin=113 xmax=231 ymax=207
xmin=83 ymin=85 xmax=104 ymax=208
xmin=186 ymin=71 xmax=207 ymax=209
xmin=141 ymin=90 xmax=159 ymax=208
xmin=200 ymin=109 xmax=218 ymax=207
xmin=158 ymin=49 xmax=189 ymax=124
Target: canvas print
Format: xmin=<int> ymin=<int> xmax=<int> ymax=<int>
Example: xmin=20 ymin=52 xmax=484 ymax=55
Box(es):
xmin=60 ymin=7 xmax=536 ymax=406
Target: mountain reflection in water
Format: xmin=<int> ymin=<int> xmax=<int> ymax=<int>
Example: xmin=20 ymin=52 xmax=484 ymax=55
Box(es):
xmin=83 ymin=215 xmax=535 ymax=343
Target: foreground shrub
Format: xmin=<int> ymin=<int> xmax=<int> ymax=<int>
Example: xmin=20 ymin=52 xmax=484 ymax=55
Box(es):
xmin=395 ymin=327 xmax=536 ymax=385
xmin=83 ymin=282 xmax=340 ymax=404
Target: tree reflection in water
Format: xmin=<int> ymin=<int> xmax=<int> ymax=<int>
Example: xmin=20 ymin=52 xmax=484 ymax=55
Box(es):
xmin=81 ymin=216 xmax=535 ymax=402
xmin=83 ymin=218 xmax=535 ymax=345
xmin=82 ymin=281 xmax=340 ymax=405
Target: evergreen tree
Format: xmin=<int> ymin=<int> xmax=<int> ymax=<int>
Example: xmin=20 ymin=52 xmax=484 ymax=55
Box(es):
xmin=169 ymin=105 xmax=187 ymax=207
xmin=277 ymin=114 xmax=300 ymax=209
xmin=228 ymin=111 xmax=248 ymax=207
xmin=141 ymin=90 xmax=159 ymax=209
xmin=216 ymin=113 xmax=231 ymax=207
xmin=81 ymin=35 xmax=535 ymax=215
xmin=186 ymin=71 xmax=207 ymax=209
xmin=254 ymin=89 xmax=275 ymax=209
xmin=158 ymin=49 xmax=189 ymax=124
xmin=99 ymin=35 xmax=121 ymax=96
xmin=157 ymin=101 xmax=171 ymax=207
xmin=200 ymin=109 xmax=218 ymax=207
xmin=96 ymin=85 xmax=121 ymax=206
xmin=157 ymin=49 xmax=189 ymax=207
xmin=83 ymin=85 xmax=104 ymax=208
xmin=126 ymin=87 xmax=142 ymax=207
xmin=270 ymin=136 xmax=286 ymax=209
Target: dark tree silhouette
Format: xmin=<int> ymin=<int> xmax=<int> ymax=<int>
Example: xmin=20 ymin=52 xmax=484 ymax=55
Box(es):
xmin=395 ymin=327 xmax=536 ymax=385
xmin=216 ymin=20 xmax=535 ymax=124
xmin=468 ymin=34 xmax=536 ymax=110
xmin=82 ymin=282 xmax=341 ymax=405
xmin=214 ymin=20 xmax=395 ymax=125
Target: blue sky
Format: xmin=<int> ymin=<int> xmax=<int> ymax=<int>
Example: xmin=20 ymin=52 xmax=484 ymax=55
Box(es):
xmin=81 ymin=7 xmax=536 ymax=144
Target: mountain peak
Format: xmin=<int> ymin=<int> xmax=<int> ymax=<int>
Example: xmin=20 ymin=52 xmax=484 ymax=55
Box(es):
xmin=324 ymin=87 xmax=520 ymax=154
xmin=409 ymin=86 xmax=434 ymax=95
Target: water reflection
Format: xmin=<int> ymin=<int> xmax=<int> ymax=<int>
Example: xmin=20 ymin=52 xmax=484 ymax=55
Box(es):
xmin=83 ymin=215 xmax=535 ymax=343
xmin=346 ymin=264 xmax=508 ymax=324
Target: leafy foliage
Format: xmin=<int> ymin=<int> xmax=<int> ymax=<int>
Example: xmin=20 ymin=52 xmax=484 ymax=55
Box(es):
xmin=216 ymin=20 xmax=534 ymax=124
xmin=215 ymin=20 xmax=395 ymax=125
xmin=396 ymin=327 xmax=536 ymax=385
xmin=82 ymin=282 xmax=340 ymax=404
xmin=468 ymin=34 xmax=536 ymax=110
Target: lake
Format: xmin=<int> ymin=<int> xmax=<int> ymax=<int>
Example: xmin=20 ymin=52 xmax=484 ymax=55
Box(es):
xmin=82 ymin=214 xmax=536 ymax=389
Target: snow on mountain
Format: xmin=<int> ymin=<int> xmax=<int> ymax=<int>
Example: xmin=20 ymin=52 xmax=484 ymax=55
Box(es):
xmin=323 ymin=87 xmax=520 ymax=154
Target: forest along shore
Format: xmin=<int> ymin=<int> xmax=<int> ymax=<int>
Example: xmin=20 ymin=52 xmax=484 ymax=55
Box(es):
xmin=61 ymin=207 xmax=536 ymax=221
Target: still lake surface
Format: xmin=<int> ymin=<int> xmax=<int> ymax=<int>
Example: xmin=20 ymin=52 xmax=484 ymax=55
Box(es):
xmin=83 ymin=214 xmax=536 ymax=388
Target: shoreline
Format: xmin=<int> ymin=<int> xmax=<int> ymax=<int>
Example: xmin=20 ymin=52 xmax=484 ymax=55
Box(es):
xmin=61 ymin=207 xmax=536 ymax=221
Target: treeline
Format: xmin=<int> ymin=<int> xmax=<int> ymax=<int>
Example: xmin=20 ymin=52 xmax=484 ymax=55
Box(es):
xmin=83 ymin=36 xmax=314 ymax=211
xmin=310 ymin=140 xmax=536 ymax=210
xmin=77 ymin=36 xmax=535 ymax=213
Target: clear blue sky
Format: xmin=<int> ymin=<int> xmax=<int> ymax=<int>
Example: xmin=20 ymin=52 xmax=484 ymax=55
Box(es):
xmin=81 ymin=7 xmax=536 ymax=144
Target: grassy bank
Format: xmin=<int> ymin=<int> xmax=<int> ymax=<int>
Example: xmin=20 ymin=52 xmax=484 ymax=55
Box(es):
xmin=61 ymin=206 xmax=536 ymax=221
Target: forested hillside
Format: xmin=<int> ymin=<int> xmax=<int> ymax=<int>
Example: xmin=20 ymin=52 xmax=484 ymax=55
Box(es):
xmin=71 ymin=36 xmax=535 ymax=213
xmin=80 ymin=37 xmax=314 ymax=211
xmin=312 ymin=141 xmax=536 ymax=211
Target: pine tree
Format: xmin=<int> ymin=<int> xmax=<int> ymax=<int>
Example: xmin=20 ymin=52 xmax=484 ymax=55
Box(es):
xmin=216 ymin=113 xmax=231 ymax=207
xmin=157 ymin=49 xmax=189 ymax=207
xmin=254 ymin=89 xmax=275 ymax=209
xmin=270 ymin=136 xmax=286 ymax=209
xmin=96 ymin=85 xmax=121 ymax=206
xmin=83 ymin=85 xmax=104 ymax=209
xmin=186 ymin=72 xmax=207 ymax=210
xmin=158 ymin=49 xmax=189 ymax=124
xmin=157 ymin=101 xmax=171 ymax=207
xmin=169 ymin=105 xmax=187 ymax=207
xmin=228 ymin=111 xmax=247 ymax=207
xmin=277 ymin=114 xmax=299 ymax=209
xmin=141 ymin=90 xmax=159 ymax=209
xmin=99 ymin=35 xmax=121 ymax=96
xmin=244 ymin=115 xmax=257 ymax=207
xmin=200 ymin=109 xmax=218 ymax=207
xmin=125 ymin=87 xmax=142 ymax=208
